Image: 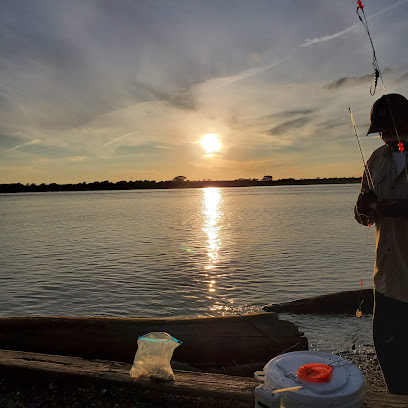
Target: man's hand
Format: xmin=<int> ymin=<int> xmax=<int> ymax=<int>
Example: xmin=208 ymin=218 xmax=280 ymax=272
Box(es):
xmin=356 ymin=189 xmax=377 ymax=217
xmin=377 ymin=199 xmax=408 ymax=218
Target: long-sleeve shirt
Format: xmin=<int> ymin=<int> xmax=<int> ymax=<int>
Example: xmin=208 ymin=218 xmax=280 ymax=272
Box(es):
xmin=355 ymin=144 xmax=408 ymax=303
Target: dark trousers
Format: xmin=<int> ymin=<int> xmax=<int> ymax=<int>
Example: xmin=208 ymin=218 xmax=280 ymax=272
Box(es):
xmin=373 ymin=291 xmax=408 ymax=395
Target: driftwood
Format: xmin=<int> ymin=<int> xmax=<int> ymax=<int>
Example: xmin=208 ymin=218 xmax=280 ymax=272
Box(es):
xmin=263 ymin=289 xmax=374 ymax=314
xmin=0 ymin=349 xmax=406 ymax=408
xmin=0 ymin=313 xmax=307 ymax=370
xmin=0 ymin=349 xmax=257 ymax=403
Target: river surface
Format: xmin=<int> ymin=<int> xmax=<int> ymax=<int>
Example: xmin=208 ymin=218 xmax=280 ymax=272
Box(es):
xmin=0 ymin=184 xmax=376 ymax=351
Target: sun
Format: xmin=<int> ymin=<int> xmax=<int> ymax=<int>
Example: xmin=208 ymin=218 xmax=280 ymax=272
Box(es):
xmin=200 ymin=133 xmax=221 ymax=153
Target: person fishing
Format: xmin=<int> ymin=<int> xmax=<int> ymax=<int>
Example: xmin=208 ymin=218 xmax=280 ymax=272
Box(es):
xmin=354 ymin=93 xmax=408 ymax=395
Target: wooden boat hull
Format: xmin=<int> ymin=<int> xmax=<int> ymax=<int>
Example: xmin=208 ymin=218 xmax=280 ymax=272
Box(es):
xmin=0 ymin=313 xmax=307 ymax=369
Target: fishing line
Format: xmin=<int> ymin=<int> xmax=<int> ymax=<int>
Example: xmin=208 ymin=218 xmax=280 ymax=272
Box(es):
xmin=356 ymin=225 xmax=371 ymax=319
xmin=356 ymin=1 xmax=408 ymax=181
xmin=190 ymin=275 xmax=303 ymax=355
xmin=355 ymin=1 xmax=380 ymax=96
xmin=348 ymin=109 xmax=373 ymax=320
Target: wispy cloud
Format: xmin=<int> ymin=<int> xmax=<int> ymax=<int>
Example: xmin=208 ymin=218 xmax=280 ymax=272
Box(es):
xmin=268 ymin=117 xmax=313 ymax=137
xmin=6 ymin=139 xmax=42 ymax=152
xmin=396 ymin=72 xmax=408 ymax=83
xmin=266 ymin=109 xmax=316 ymax=119
xmin=154 ymin=145 xmax=176 ymax=150
xmin=68 ymin=156 xmax=87 ymax=162
xmin=300 ymin=25 xmax=358 ymax=48
xmin=97 ymin=131 xmax=138 ymax=150
xmin=324 ymin=68 xmax=392 ymax=90
xmin=202 ymin=57 xmax=290 ymax=89
xmin=323 ymin=73 xmax=373 ymax=90
xmin=300 ymin=0 xmax=408 ymax=48
xmin=132 ymin=81 xmax=197 ymax=111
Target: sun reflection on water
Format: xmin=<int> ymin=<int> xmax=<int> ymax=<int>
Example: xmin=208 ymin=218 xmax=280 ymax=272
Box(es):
xmin=196 ymin=188 xmax=238 ymax=314
xmin=201 ymin=188 xmax=224 ymax=308
xmin=203 ymin=188 xmax=222 ymax=270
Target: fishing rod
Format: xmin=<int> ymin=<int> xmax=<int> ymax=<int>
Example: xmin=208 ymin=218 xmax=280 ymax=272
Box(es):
xmin=348 ymin=1 xmax=380 ymax=320
xmin=349 ymin=107 xmax=376 ymax=322
xmin=349 ymin=107 xmax=373 ymax=320
xmin=349 ymin=107 xmax=374 ymax=191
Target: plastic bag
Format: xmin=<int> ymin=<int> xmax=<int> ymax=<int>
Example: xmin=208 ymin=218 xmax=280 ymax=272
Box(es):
xmin=129 ymin=332 xmax=182 ymax=381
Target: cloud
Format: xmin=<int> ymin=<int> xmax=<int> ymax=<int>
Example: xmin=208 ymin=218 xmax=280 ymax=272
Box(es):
xmin=300 ymin=25 xmax=358 ymax=48
xmin=323 ymin=73 xmax=373 ymax=90
xmin=396 ymin=72 xmax=408 ymax=83
xmin=131 ymin=81 xmax=197 ymax=111
xmin=68 ymin=156 xmax=87 ymax=162
xmin=116 ymin=142 xmax=175 ymax=156
xmin=324 ymin=68 xmax=392 ymax=90
xmin=300 ymin=1 xmax=408 ymax=48
xmin=201 ymin=57 xmax=289 ymax=90
xmin=97 ymin=131 xmax=138 ymax=150
xmin=267 ymin=117 xmax=313 ymax=137
xmin=155 ymin=145 xmax=176 ymax=150
xmin=6 ymin=139 xmax=42 ymax=152
xmin=266 ymin=107 xmax=318 ymax=138
xmin=32 ymin=158 xmax=50 ymax=165
xmin=266 ymin=109 xmax=316 ymax=119
xmin=0 ymin=133 xmax=25 ymax=149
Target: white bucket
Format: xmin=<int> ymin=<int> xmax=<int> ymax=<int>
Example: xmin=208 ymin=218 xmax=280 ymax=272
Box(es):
xmin=254 ymin=351 xmax=366 ymax=408
xmin=255 ymin=384 xmax=281 ymax=408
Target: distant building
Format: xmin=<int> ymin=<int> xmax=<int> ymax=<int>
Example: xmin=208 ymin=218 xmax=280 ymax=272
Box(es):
xmin=262 ymin=175 xmax=273 ymax=182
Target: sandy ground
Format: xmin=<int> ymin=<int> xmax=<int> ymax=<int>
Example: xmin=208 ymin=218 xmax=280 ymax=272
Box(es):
xmin=0 ymin=377 xmax=250 ymax=408
xmin=336 ymin=349 xmax=387 ymax=393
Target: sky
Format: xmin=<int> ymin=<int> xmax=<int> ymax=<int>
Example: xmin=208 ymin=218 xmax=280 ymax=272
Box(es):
xmin=1 ymin=0 xmax=408 ymax=184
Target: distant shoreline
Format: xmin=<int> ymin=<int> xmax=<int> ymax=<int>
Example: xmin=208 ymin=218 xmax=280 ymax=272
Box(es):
xmin=0 ymin=177 xmax=361 ymax=194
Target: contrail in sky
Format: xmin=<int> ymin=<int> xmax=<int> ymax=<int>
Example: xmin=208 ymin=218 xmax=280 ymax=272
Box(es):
xmin=203 ymin=0 xmax=408 ymax=90
xmin=7 ymin=139 xmax=42 ymax=152
xmin=204 ymin=57 xmax=290 ymax=89
xmin=97 ymin=131 xmax=137 ymax=150
xmin=300 ymin=0 xmax=408 ymax=48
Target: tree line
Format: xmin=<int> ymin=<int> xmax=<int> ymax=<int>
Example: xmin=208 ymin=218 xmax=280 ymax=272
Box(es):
xmin=0 ymin=176 xmax=361 ymax=193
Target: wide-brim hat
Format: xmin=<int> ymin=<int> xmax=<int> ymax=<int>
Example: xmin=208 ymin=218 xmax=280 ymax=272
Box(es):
xmin=367 ymin=93 xmax=408 ymax=135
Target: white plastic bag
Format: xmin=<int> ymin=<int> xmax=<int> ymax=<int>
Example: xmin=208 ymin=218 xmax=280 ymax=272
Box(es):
xmin=130 ymin=332 xmax=182 ymax=381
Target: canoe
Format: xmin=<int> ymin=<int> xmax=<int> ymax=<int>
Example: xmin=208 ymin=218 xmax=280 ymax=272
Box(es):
xmin=0 ymin=313 xmax=307 ymax=374
xmin=263 ymin=289 xmax=374 ymax=314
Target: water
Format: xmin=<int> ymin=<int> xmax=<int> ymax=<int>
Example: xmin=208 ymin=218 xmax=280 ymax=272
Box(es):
xmin=0 ymin=184 xmax=376 ymax=351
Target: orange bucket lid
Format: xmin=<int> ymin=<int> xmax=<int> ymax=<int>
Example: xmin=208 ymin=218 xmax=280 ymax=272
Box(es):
xmin=297 ymin=363 xmax=333 ymax=383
